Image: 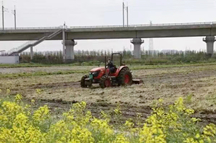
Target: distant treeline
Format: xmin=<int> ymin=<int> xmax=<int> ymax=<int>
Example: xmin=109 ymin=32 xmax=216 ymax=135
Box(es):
xmin=19 ymin=50 xmax=216 ymax=65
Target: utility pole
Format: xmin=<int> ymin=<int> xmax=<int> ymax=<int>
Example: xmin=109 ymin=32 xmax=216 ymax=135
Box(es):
xmin=122 ymin=2 xmax=125 ymax=27
xmin=1 ymin=2 xmax=17 ymax=30
xmin=13 ymin=5 xmax=16 ymax=29
xmin=62 ymin=23 xmax=66 ymax=62
xmin=126 ymin=5 xmax=128 ymax=27
xmin=2 ymin=1 xmax=4 ymax=30
xmin=122 ymin=2 xmax=129 ymax=27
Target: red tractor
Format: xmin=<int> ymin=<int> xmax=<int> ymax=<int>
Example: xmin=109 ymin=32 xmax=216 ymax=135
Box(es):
xmin=80 ymin=53 xmax=143 ymax=88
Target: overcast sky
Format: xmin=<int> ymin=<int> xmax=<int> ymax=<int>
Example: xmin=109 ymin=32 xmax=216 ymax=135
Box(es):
xmin=0 ymin=0 xmax=216 ymax=52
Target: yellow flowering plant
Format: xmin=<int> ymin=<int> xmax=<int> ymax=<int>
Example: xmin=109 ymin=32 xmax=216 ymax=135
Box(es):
xmin=0 ymin=94 xmax=216 ymax=143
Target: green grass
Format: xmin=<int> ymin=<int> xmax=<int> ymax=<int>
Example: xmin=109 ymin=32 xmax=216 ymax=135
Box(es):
xmin=130 ymin=62 xmax=216 ymax=70
xmin=1 ymin=62 xmax=216 ymax=79
xmin=0 ymin=63 xmax=216 ymax=79
xmin=0 ymin=70 xmax=88 ymax=79
xmin=0 ymin=63 xmax=100 ymax=68
xmin=1 ymin=62 xmax=216 ymax=69
xmin=0 ymin=63 xmax=53 ymax=68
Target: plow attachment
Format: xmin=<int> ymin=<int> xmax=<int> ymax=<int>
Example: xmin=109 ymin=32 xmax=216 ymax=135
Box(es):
xmin=132 ymin=79 xmax=143 ymax=84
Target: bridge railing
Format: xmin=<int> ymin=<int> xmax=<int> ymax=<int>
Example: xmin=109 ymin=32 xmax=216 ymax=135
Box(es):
xmin=0 ymin=21 xmax=216 ymax=31
xmin=67 ymin=21 xmax=216 ymax=29
xmin=0 ymin=26 xmax=63 ymax=31
xmin=7 ymin=41 xmax=36 ymax=55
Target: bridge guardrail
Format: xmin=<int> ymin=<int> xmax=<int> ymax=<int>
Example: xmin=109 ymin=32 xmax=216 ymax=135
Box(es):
xmin=0 ymin=21 xmax=216 ymax=31
xmin=0 ymin=26 xmax=63 ymax=31
xmin=67 ymin=21 xmax=216 ymax=29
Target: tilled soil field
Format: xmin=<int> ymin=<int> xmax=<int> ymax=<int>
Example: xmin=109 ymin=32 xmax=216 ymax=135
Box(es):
xmin=1 ymin=64 xmax=216 ymax=125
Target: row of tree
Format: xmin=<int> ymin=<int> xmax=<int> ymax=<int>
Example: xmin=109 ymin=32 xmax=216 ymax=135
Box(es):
xmin=19 ymin=50 xmax=216 ymax=65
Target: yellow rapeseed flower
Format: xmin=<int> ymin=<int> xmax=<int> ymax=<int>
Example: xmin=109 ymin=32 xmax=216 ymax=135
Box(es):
xmin=36 ymin=89 xmax=42 ymax=94
xmin=113 ymin=134 xmax=130 ymax=143
xmin=31 ymin=99 xmax=35 ymax=103
xmin=15 ymin=94 xmax=22 ymax=102
xmin=0 ymin=95 xmax=216 ymax=143
xmin=33 ymin=105 xmax=50 ymax=123
xmin=6 ymin=89 xmax=10 ymax=94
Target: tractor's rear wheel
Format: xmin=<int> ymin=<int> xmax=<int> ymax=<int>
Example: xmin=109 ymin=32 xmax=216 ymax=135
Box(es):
xmin=99 ymin=76 xmax=111 ymax=88
xmin=81 ymin=75 xmax=88 ymax=88
xmin=118 ymin=68 xmax=133 ymax=86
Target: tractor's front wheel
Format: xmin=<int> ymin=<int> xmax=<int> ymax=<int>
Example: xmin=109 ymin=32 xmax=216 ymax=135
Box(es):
xmin=99 ymin=76 xmax=111 ymax=88
xmin=81 ymin=75 xmax=88 ymax=88
xmin=118 ymin=68 xmax=133 ymax=86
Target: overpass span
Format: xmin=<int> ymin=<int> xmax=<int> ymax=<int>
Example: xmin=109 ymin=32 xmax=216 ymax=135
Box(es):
xmin=0 ymin=21 xmax=216 ymax=62
xmin=0 ymin=22 xmax=216 ymax=40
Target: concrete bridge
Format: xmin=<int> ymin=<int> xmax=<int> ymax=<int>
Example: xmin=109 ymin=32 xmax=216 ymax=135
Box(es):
xmin=1 ymin=21 xmax=216 ymax=62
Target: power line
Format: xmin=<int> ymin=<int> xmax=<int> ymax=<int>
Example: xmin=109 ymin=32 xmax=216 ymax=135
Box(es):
xmin=19 ymin=0 xmax=215 ymax=10
xmin=20 ymin=0 xmax=215 ymax=11
xmin=17 ymin=3 xmax=216 ymax=15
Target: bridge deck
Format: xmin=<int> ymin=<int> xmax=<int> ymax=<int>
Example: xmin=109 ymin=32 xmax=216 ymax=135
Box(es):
xmin=0 ymin=21 xmax=216 ymax=40
xmin=0 ymin=21 xmax=216 ymax=33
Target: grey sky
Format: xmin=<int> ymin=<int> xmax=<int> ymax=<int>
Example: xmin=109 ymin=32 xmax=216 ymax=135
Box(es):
xmin=0 ymin=0 xmax=216 ymax=52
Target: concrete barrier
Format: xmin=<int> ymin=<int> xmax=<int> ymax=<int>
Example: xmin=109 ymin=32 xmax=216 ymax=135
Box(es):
xmin=0 ymin=56 xmax=19 ymax=64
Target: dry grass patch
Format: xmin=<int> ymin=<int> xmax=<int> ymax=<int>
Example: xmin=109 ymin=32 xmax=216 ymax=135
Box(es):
xmin=2 ymin=64 xmax=216 ymax=121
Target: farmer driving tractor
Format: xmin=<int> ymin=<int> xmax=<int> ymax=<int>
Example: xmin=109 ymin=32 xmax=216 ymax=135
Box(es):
xmin=107 ymin=58 xmax=116 ymax=74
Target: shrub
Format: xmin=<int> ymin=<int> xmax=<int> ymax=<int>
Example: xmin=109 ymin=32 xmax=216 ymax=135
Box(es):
xmin=19 ymin=50 xmax=216 ymax=65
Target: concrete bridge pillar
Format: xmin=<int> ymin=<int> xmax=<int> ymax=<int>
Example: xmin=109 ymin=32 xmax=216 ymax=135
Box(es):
xmin=63 ymin=39 xmax=77 ymax=63
xmin=30 ymin=47 xmax=34 ymax=61
xmin=203 ymin=36 xmax=216 ymax=56
xmin=131 ymin=38 xmax=144 ymax=59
